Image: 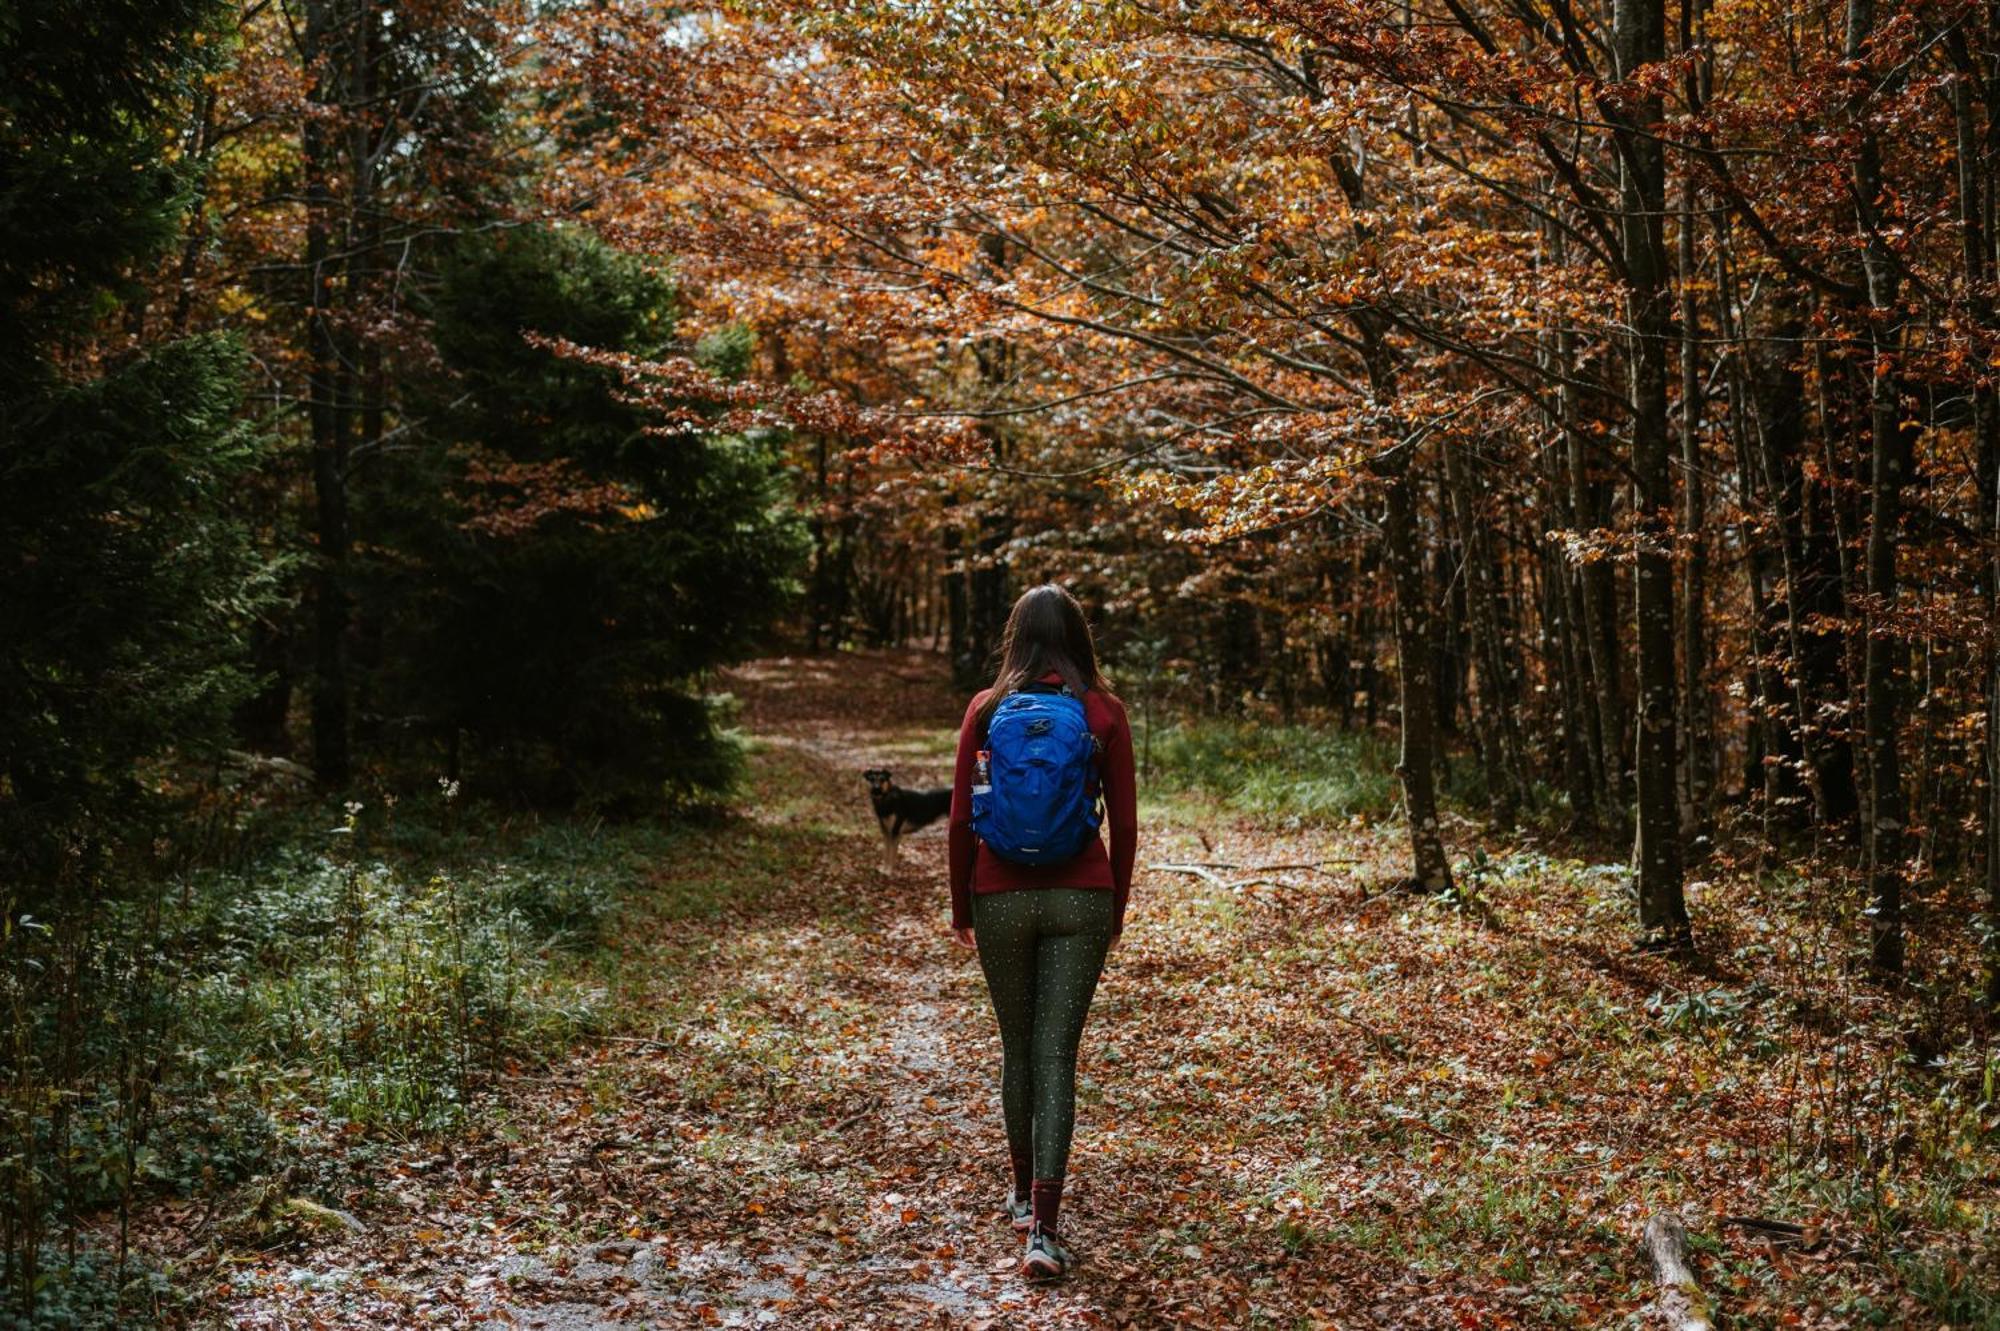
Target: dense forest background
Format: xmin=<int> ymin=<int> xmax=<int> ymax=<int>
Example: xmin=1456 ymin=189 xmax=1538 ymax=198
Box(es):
xmin=3 ymin=0 xmax=1999 ymax=1325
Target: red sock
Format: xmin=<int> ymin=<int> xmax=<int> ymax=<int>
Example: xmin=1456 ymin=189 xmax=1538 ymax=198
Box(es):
xmin=1031 ymin=1178 xmax=1063 ymax=1232
xmin=1010 ymin=1151 xmax=1033 ymax=1203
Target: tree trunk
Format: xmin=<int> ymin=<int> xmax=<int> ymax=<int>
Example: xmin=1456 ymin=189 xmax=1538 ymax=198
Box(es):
xmin=808 ymin=435 xmax=830 ymax=652
xmin=1847 ymin=0 xmax=1907 ymax=975
xmin=1981 ymin=22 xmax=2000 ymax=1014
xmin=1570 ymin=393 xmax=1630 ymax=833
xmin=1445 ymin=439 xmax=1527 ymax=819
xmin=1751 ymin=313 xmax=1861 ymax=830
xmin=960 ymin=307 xmax=1013 ymax=689
xmin=965 ymin=495 xmax=1009 ymax=689
xmin=304 ymin=0 xmax=351 ymax=787
xmin=1615 ymin=0 xmax=1688 ymax=944
xmin=1732 ymin=290 xmax=1832 ymax=833
xmin=1382 ymin=465 xmax=1455 ymax=893
xmin=944 ymin=521 xmax=969 ymax=680
xmin=1946 ymin=25 xmax=2000 ymax=1008
xmin=1541 ymin=220 xmax=1611 ymax=821
xmin=1676 ymin=173 xmax=1712 ymax=853
xmin=1988 ymin=450 xmax=2000 ymax=1011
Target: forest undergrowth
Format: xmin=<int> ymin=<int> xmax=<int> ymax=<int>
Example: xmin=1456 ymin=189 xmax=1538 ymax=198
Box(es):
xmin=93 ymin=649 xmax=1999 ymax=1330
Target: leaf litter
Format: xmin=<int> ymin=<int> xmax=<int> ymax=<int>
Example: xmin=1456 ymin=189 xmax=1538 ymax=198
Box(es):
xmin=154 ymin=651 xmax=1995 ymax=1329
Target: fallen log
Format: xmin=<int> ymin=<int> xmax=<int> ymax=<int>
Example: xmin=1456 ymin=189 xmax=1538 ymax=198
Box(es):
xmin=1643 ymin=1212 xmax=1716 ymax=1331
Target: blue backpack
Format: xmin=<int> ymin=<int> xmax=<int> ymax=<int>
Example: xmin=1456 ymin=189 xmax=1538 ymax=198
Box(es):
xmin=971 ymin=684 xmax=1101 ymax=865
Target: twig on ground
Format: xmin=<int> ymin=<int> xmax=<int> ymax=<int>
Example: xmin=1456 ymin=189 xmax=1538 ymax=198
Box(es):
xmin=1150 ymin=859 xmax=1358 ymax=873
xmin=1722 ymin=1215 xmax=1847 ymax=1257
xmin=1720 ymin=1215 xmax=1807 ymax=1241
xmin=1152 ymin=862 xmax=1231 ymax=889
xmin=1152 ymin=861 xmax=1359 ymax=894
xmin=593 ymin=1034 xmax=680 ymax=1053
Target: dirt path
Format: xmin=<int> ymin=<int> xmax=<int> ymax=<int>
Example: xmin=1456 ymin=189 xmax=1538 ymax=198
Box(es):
xmin=201 ymin=651 xmax=1956 ymax=1330
xmin=211 ymin=652 xmax=1166 ymax=1328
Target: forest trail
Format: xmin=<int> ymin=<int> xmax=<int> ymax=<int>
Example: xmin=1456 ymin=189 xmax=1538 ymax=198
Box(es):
xmin=204 ymin=652 xmax=1923 ymax=1330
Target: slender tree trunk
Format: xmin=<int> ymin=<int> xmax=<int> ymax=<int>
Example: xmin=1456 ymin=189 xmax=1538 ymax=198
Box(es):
xmin=305 ymin=0 xmax=351 ymax=786
xmin=1675 ymin=0 xmax=1716 ymax=855
xmin=1541 ymin=220 xmax=1610 ymax=819
xmin=1677 ymin=173 xmax=1712 ymax=853
xmin=1445 ymin=440 xmax=1527 ymax=818
xmin=1946 ymin=26 xmax=2000 ymax=1008
xmin=831 ymin=465 xmax=859 ymax=643
xmin=1982 ymin=10 xmax=2000 ymax=1013
xmin=1570 ymin=394 xmax=1630 ymax=832
xmin=1732 ymin=285 xmax=1826 ymax=833
xmin=1382 ymin=463 xmax=1455 ymax=892
xmin=962 ymin=289 xmax=1013 ymax=688
xmin=809 ymin=442 xmax=827 ymax=651
xmin=945 ymin=521 xmax=972 ymax=685
xmin=1552 ymin=543 xmax=1601 ymax=818
xmin=1615 ymin=0 xmax=1688 ymax=943
xmin=966 ymin=491 xmax=1009 ymax=686
xmin=1988 ymin=443 xmax=2000 ymax=1011
xmin=344 ymin=0 xmax=387 ymax=754
xmin=1433 ymin=469 xmax=1469 ymax=750
xmin=1847 ymin=0 xmax=1907 ymax=975
xmin=1860 ymin=353 xmax=1907 ymax=975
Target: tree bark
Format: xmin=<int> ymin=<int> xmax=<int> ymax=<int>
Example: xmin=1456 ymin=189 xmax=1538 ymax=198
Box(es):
xmin=1750 ymin=310 xmax=1861 ymax=829
xmin=1980 ymin=26 xmax=2000 ymax=1014
xmin=1569 ymin=378 xmax=1630 ymax=833
xmin=1945 ymin=25 xmax=2000 ymax=1008
xmin=961 ymin=270 xmax=1013 ymax=688
xmin=944 ymin=521 xmax=969 ymax=680
xmin=1614 ymin=0 xmax=1689 ymax=943
xmin=1381 ymin=463 xmax=1455 ymax=893
xmin=1988 ymin=443 xmax=2000 ymax=1011
xmin=808 ymin=435 xmax=831 ymax=652
xmin=1676 ymin=172 xmax=1712 ymax=853
xmin=1846 ymin=0 xmax=1907 ymax=975
xmin=1445 ymin=439 xmax=1528 ymax=818
xmin=304 ymin=0 xmax=351 ymax=787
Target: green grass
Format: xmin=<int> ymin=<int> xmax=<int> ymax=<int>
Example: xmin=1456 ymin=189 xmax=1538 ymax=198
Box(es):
xmin=1 ymin=790 xmax=747 ymax=1328
xmin=1141 ymin=719 xmax=1400 ymax=819
xmin=1139 ymin=716 xmax=1495 ymax=822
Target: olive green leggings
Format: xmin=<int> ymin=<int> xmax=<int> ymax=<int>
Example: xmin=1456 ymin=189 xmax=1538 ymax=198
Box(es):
xmin=971 ymin=888 xmax=1114 ymax=1184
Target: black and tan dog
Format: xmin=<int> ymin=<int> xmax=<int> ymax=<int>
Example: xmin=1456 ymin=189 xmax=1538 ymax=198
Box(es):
xmin=863 ymin=768 xmax=951 ymax=873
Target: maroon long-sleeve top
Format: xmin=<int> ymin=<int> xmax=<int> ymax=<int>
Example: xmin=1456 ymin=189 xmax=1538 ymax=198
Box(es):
xmin=948 ymin=674 xmax=1138 ymax=934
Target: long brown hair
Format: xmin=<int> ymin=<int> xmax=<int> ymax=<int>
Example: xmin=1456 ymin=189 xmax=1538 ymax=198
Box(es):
xmin=975 ymin=584 xmax=1108 ymax=732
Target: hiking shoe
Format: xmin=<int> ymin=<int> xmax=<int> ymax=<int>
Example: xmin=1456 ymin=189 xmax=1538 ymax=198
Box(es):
xmin=1003 ymin=1193 xmax=1032 ymax=1232
xmin=1022 ymin=1222 xmax=1070 ymax=1279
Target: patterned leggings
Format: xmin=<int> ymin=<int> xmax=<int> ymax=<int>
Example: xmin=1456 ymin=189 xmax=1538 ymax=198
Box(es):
xmin=970 ymin=888 xmax=1114 ymax=1183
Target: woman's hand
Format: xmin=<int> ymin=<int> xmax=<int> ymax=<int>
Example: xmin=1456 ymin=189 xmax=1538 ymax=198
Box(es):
xmin=952 ymin=926 xmax=976 ymax=950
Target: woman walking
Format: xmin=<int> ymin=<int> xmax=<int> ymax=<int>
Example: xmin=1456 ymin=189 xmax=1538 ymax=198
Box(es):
xmin=947 ymin=584 xmax=1137 ymax=1279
